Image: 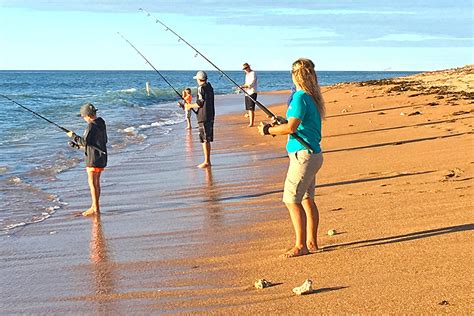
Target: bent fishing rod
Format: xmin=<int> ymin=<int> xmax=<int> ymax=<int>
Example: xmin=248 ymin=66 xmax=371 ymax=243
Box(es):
xmin=0 ymin=94 xmax=106 ymax=154
xmin=117 ymin=32 xmax=196 ymax=112
xmin=139 ymin=8 xmax=314 ymax=153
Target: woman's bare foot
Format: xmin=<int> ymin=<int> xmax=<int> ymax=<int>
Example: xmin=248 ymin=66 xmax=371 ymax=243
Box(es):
xmin=281 ymin=246 xmax=309 ymax=258
xmin=82 ymin=208 xmax=99 ymax=216
xmin=307 ymin=242 xmax=320 ymax=253
xmin=197 ymin=162 xmax=211 ymax=168
xmin=247 ymin=124 xmax=254 ymax=127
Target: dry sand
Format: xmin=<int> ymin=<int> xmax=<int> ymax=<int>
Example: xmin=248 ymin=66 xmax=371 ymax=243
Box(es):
xmin=2 ymin=66 xmax=472 ymax=314
xmin=154 ymin=65 xmax=473 ymax=314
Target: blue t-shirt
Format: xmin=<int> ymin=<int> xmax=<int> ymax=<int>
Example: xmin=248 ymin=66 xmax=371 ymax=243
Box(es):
xmin=286 ymin=90 xmax=322 ymax=154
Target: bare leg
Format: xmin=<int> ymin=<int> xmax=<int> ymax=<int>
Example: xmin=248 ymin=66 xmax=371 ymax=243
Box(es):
xmin=282 ymin=202 xmax=309 ymax=258
xmin=186 ymin=117 xmax=192 ymax=129
xmin=248 ymin=110 xmax=255 ymax=127
xmin=197 ymin=142 xmax=211 ymax=168
xmin=83 ymin=170 xmax=101 ymax=216
xmin=302 ymin=198 xmax=319 ymax=251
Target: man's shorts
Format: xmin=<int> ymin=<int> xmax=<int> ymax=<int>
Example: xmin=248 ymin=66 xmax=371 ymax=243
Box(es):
xmin=198 ymin=121 xmax=214 ymax=143
xmin=245 ymin=93 xmax=258 ymax=111
xmin=283 ymin=151 xmax=323 ymax=203
xmin=86 ymin=167 xmax=105 ymax=173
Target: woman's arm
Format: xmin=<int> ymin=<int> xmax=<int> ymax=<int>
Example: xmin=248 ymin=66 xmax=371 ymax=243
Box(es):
xmin=258 ymin=117 xmax=301 ymax=136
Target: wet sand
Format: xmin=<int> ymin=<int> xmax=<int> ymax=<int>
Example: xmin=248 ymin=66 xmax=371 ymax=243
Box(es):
xmin=1 ymin=66 xmax=472 ymax=314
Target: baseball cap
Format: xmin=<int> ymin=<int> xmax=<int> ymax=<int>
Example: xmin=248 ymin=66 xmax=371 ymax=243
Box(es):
xmin=80 ymin=103 xmax=98 ymax=117
xmin=193 ymin=70 xmax=207 ymax=80
xmin=242 ymin=63 xmax=250 ymax=70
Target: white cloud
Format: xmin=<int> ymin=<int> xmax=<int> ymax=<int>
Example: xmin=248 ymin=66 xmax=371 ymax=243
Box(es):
xmin=268 ymin=8 xmax=416 ymax=16
xmin=367 ymin=33 xmax=473 ymax=42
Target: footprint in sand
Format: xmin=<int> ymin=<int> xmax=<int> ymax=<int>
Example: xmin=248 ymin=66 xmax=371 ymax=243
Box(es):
xmin=451 ymin=110 xmax=470 ymax=116
xmin=455 ymin=186 xmax=471 ymax=190
xmin=442 ymin=168 xmax=464 ymax=181
xmin=367 ymin=172 xmax=381 ymax=176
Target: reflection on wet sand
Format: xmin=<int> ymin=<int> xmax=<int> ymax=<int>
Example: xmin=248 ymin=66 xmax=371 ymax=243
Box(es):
xmin=204 ymin=168 xmax=222 ymax=225
xmin=185 ymin=128 xmax=195 ymax=165
xmin=89 ymin=215 xmax=116 ymax=313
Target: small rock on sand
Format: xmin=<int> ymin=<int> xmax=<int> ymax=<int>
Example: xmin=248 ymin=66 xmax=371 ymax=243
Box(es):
xmin=254 ymin=279 xmax=272 ymax=289
xmin=293 ymin=279 xmax=313 ymax=295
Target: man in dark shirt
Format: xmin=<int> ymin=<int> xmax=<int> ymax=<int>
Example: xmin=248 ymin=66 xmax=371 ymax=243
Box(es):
xmin=185 ymin=70 xmax=215 ymax=168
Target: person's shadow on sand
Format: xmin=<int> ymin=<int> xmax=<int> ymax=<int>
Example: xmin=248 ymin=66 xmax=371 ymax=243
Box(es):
xmin=322 ymin=223 xmax=474 ymax=251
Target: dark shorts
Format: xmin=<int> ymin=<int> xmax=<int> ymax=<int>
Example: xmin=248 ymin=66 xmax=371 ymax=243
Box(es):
xmin=245 ymin=93 xmax=258 ymax=111
xmin=199 ymin=121 xmax=214 ymax=143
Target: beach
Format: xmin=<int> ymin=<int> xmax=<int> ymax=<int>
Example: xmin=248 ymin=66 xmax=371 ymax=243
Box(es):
xmin=1 ymin=66 xmax=472 ymax=314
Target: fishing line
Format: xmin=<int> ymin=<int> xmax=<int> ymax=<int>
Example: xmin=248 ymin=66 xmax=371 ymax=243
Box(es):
xmin=0 ymin=94 xmax=106 ymax=154
xmin=139 ymin=8 xmax=314 ymax=152
xmin=0 ymin=94 xmax=70 ymax=132
xmin=117 ymin=32 xmax=196 ymax=112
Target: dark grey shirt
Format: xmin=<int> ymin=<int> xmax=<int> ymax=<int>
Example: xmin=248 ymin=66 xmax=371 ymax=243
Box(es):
xmin=72 ymin=117 xmax=108 ymax=168
xmin=196 ymin=82 xmax=215 ymax=123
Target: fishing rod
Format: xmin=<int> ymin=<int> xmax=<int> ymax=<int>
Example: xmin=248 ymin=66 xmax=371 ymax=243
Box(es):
xmin=0 ymin=94 xmax=106 ymax=154
xmin=1 ymin=94 xmax=70 ymax=132
xmin=117 ymin=32 xmax=195 ymax=111
xmin=139 ymin=8 xmax=314 ymax=153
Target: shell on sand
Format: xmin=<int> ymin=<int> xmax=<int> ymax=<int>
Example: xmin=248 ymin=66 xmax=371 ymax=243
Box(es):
xmin=328 ymin=229 xmax=336 ymax=236
xmin=254 ymin=279 xmax=272 ymax=289
xmin=292 ymin=279 xmax=313 ymax=295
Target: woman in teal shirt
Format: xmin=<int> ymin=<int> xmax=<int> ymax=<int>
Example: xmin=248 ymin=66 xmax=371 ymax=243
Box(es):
xmin=258 ymin=58 xmax=325 ymax=258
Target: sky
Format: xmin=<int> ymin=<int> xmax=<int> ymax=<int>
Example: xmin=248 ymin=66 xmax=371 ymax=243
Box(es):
xmin=0 ymin=0 xmax=472 ymax=71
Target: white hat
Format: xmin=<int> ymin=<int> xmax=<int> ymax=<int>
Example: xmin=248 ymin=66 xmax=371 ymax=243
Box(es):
xmin=193 ymin=70 xmax=207 ymax=80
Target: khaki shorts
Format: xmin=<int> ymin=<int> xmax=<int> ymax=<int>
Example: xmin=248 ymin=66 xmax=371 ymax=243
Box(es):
xmin=283 ymin=151 xmax=323 ymax=203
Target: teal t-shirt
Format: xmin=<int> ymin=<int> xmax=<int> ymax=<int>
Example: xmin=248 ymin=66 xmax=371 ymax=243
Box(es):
xmin=285 ymin=90 xmax=322 ymax=153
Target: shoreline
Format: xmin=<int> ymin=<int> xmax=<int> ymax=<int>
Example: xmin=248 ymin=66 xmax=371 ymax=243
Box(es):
xmin=1 ymin=66 xmax=472 ymax=314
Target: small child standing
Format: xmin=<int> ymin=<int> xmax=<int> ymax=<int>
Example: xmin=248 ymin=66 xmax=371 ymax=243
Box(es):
xmin=178 ymin=88 xmax=193 ymax=129
xmin=67 ymin=103 xmax=108 ymax=216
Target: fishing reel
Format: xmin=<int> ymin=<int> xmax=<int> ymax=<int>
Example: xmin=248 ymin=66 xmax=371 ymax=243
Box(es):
xmin=260 ymin=116 xmax=288 ymax=137
xmin=177 ymin=101 xmax=185 ymax=109
xmin=68 ymin=141 xmax=80 ymax=150
xmin=271 ymin=115 xmax=288 ymax=126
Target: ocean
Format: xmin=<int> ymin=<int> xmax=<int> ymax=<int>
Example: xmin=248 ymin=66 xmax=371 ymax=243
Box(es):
xmin=0 ymin=70 xmax=419 ymax=235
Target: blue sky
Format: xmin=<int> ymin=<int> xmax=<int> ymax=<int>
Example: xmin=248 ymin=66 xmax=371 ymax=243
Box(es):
xmin=0 ymin=1 xmax=472 ymax=71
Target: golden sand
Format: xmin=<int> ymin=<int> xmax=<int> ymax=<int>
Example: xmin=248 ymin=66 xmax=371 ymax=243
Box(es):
xmin=13 ymin=66 xmax=471 ymax=314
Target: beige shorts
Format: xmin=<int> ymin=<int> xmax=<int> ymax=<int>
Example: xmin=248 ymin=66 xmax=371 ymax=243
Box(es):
xmin=283 ymin=150 xmax=323 ymax=203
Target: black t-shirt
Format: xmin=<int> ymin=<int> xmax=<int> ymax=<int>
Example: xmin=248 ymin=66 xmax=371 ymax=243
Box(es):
xmin=72 ymin=117 xmax=108 ymax=168
xmin=196 ymin=82 xmax=215 ymax=123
